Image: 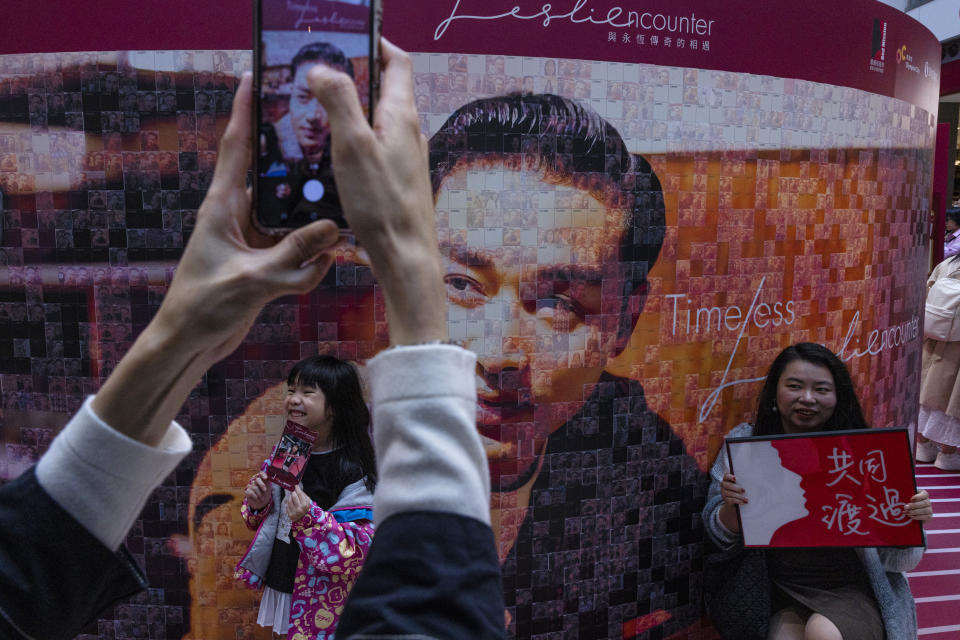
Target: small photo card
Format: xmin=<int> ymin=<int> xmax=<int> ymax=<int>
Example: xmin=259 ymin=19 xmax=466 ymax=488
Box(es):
xmin=265 ymin=421 xmax=318 ymax=491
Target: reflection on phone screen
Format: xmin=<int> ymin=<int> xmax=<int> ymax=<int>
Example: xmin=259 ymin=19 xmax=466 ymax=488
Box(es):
xmin=255 ymin=0 xmax=376 ymax=231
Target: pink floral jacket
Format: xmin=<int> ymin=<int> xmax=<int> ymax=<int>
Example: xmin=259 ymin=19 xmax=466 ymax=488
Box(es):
xmin=235 ymin=480 xmax=374 ymax=640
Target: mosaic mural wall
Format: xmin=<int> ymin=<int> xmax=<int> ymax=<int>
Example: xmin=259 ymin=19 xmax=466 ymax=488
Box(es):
xmin=0 ymin=40 xmax=935 ymax=640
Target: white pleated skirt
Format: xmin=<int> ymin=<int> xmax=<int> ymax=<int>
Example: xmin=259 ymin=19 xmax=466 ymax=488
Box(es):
xmin=919 ymin=404 xmax=960 ymax=447
xmin=257 ymin=586 xmax=292 ymax=635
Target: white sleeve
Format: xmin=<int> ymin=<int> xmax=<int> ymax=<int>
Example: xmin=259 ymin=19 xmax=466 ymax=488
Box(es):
xmin=367 ymin=344 xmax=490 ymax=526
xmin=35 ymin=395 xmax=192 ymax=551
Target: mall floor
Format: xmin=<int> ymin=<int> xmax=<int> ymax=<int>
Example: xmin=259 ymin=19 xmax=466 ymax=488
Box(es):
xmin=909 ymin=461 xmax=960 ymax=638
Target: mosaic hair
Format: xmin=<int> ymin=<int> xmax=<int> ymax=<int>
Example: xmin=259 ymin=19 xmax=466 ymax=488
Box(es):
xmin=427 ymin=93 xmax=666 ymax=344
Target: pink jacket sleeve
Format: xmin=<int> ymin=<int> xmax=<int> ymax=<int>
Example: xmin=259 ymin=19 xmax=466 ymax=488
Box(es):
xmin=240 ymin=497 xmax=272 ymax=531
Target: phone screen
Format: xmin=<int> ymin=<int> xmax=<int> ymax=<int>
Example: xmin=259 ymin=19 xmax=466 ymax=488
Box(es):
xmin=253 ymin=0 xmax=378 ymax=233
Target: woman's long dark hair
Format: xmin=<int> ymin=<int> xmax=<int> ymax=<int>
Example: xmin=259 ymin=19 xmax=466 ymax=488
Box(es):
xmin=287 ymin=355 xmax=377 ymax=493
xmin=753 ymin=342 xmax=869 ymax=436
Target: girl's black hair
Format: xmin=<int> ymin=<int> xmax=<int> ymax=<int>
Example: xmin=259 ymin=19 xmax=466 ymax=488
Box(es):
xmin=753 ymin=342 xmax=869 ymax=436
xmin=287 ymin=355 xmax=376 ymax=493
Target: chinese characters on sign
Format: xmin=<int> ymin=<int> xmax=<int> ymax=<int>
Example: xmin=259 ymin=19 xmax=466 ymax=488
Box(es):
xmin=821 ymin=447 xmax=913 ymax=536
xmin=607 ymin=31 xmax=710 ymax=50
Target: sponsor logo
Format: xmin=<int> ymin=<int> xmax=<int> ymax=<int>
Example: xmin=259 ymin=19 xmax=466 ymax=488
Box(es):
xmin=896 ymin=45 xmax=922 ymax=75
xmin=870 ymin=19 xmax=886 ymax=74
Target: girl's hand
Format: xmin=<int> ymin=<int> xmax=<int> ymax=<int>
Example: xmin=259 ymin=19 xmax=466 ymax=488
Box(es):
xmin=720 ymin=473 xmax=748 ymax=506
xmin=905 ymin=490 xmax=933 ymax=523
xmin=286 ymin=486 xmax=313 ymax=523
xmin=244 ymin=472 xmax=271 ymax=511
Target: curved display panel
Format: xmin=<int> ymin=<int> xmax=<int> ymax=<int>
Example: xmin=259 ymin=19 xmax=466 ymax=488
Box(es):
xmin=0 ymin=1 xmax=939 ymax=638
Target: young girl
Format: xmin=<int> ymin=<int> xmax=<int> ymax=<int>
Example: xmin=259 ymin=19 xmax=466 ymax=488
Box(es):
xmin=235 ymin=355 xmax=376 ymax=639
xmin=703 ymin=343 xmax=933 ymax=640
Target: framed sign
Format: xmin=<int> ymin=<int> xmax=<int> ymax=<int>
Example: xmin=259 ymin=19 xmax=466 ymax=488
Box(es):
xmin=726 ymin=428 xmax=923 ymax=548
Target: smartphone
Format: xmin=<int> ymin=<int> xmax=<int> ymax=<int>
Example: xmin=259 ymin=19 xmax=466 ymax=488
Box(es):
xmin=252 ymin=0 xmax=381 ymax=234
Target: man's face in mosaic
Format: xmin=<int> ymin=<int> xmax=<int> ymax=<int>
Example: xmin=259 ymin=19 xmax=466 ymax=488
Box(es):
xmin=434 ymin=160 xmax=636 ymax=490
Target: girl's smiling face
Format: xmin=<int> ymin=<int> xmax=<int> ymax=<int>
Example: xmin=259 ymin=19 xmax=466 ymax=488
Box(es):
xmin=775 ymin=360 xmax=837 ymax=434
xmin=285 ymin=381 xmax=332 ymax=445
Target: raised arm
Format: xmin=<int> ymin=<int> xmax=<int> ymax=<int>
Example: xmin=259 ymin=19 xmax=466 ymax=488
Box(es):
xmin=37 ymin=72 xmax=340 ymax=553
xmin=89 ymin=73 xmax=339 ymax=448
xmin=305 ymin=40 xmax=505 ymax=638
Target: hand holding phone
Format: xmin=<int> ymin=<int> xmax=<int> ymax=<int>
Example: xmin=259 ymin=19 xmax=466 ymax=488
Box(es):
xmin=253 ymin=0 xmax=381 ymax=234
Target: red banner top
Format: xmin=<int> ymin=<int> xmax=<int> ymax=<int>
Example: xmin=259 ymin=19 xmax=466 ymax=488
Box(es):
xmin=260 ymin=0 xmax=371 ymax=33
xmin=385 ymin=0 xmax=941 ymax=116
xmin=1 ymin=0 xmax=252 ymax=54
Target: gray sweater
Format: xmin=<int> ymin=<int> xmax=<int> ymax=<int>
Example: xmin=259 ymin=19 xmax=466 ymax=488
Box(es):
xmin=702 ymin=423 xmax=925 ymax=640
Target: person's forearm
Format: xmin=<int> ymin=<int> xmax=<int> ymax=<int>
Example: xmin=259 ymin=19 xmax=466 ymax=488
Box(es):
xmin=90 ymin=71 xmax=338 ymax=447
xmin=90 ymin=319 xmax=215 ymax=447
xmin=377 ymin=252 xmax=447 ymax=346
xmin=306 ymin=43 xmax=446 ymax=348
xmin=945 ymin=237 xmax=960 ymax=258
xmin=877 ymin=545 xmax=925 ymax=573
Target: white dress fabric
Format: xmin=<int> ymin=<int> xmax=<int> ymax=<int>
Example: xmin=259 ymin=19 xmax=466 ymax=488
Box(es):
xmin=257 ymin=586 xmax=292 ymax=635
xmin=256 ymin=489 xmax=294 ymax=633
xmin=918 ymin=404 xmax=960 ymax=448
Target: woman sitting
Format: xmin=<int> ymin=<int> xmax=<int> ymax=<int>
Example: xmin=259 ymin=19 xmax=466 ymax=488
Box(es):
xmin=703 ymin=342 xmax=933 ymax=640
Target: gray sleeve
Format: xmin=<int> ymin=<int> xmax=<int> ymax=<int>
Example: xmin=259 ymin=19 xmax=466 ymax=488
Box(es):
xmin=877 ymin=544 xmax=925 ymax=573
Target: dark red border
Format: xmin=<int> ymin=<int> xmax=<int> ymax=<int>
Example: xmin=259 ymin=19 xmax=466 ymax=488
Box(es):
xmin=0 ymin=0 xmax=942 ymax=114
xmin=942 ymin=59 xmax=960 ymax=96
xmin=0 ymin=0 xmax=252 ymax=54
